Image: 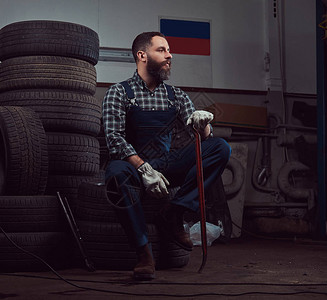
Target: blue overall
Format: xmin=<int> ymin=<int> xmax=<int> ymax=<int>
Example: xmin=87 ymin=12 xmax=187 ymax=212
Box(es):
xmin=105 ymin=82 xmax=231 ymax=248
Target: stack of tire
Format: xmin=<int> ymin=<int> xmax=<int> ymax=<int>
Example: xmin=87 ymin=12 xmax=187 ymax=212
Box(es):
xmin=75 ymin=181 xmax=191 ymax=270
xmin=0 ymin=105 xmax=72 ymax=271
xmin=0 ymin=20 xmax=100 ymax=271
xmin=0 ymin=20 xmax=102 ymax=209
xmin=0 ymin=20 xmax=191 ymax=272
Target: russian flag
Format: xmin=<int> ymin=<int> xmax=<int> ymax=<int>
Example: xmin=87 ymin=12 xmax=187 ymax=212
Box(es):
xmin=160 ymin=19 xmax=210 ymax=56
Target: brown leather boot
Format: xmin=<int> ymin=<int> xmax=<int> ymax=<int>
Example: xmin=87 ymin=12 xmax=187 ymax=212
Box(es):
xmin=157 ymin=203 xmax=193 ymax=251
xmin=133 ymin=243 xmax=155 ymax=280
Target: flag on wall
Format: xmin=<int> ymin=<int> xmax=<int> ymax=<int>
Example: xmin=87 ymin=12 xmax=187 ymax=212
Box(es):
xmin=160 ymin=18 xmax=210 ymax=56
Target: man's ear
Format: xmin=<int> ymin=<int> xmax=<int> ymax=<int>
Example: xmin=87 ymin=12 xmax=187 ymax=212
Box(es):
xmin=137 ymin=51 xmax=146 ymax=62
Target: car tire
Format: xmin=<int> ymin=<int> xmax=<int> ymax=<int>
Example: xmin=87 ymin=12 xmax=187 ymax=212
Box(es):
xmin=0 ymin=20 xmax=99 ymax=65
xmin=0 ymin=106 xmax=48 ymax=195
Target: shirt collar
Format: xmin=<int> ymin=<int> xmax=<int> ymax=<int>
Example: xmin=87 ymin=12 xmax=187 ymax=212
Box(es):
xmin=132 ymin=70 xmax=165 ymax=92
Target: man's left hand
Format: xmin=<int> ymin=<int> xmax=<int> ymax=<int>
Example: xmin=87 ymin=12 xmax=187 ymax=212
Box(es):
xmin=187 ymin=110 xmax=214 ymax=131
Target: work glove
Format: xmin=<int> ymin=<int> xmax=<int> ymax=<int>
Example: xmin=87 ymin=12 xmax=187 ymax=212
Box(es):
xmin=137 ymin=162 xmax=170 ymax=199
xmin=186 ymin=110 xmax=214 ymax=131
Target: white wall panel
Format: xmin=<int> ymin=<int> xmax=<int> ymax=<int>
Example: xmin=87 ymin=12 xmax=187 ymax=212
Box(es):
xmin=210 ymin=1 xmax=266 ymax=91
xmin=97 ymin=0 xmax=265 ymax=89
xmin=0 ymin=0 xmax=99 ymax=32
xmin=0 ymin=0 xmax=316 ymax=93
xmin=283 ymin=0 xmax=316 ymax=94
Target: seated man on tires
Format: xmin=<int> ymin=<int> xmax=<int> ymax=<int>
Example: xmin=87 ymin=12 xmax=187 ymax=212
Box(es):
xmin=102 ymin=31 xmax=231 ymax=280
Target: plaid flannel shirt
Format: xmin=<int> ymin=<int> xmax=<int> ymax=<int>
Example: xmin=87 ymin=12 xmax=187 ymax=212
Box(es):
xmin=102 ymin=71 xmax=195 ymax=160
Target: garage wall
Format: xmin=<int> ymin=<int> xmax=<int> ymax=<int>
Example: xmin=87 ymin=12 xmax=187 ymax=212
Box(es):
xmin=0 ymin=0 xmax=319 ymax=234
xmin=96 ymin=0 xmax=266 ymax=90
xmin=283 ymin=0 xmax=316 ymax=94
xmin=0 ymin=0 xmax=316 ymax=93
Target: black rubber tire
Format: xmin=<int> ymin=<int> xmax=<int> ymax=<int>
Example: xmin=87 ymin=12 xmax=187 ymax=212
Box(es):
xmin=47 ymin=133 xmax=100 ymax=176
xmin=0 ymin=131 xmax=5 ymax=194
xmin=97 ymin=121 xmax=110 ymax=169
xmin=157 ymin=241 xmax=191 ymax=269
xmin=0 ymin=196 xmax=66 ymax=232
xmin=76 ymin=181 xmax=179 ymax=224
xmin=0 ymin=90 xmax=101 ymax=136
xmin=141 ymin=187 xmax=179 ymax=223
xmin=75 ymin=222 xmax=190 ymax=270
xmin=76 ymin=222 xmax=159 ymax=270
xmin=0 ymin=20 xmax=99 ymax=65
xmin=0 ymin=56 xmax=96 ymax=95
xmin=0 ymin=106 xmax=48 ymax=195
xmin=0 ymin=232 xmax=72 ymax=272
xmin=46 ymin=175 xmax=97 ymax=210
xmin=76 ymin=182 xmax=118 ymax=223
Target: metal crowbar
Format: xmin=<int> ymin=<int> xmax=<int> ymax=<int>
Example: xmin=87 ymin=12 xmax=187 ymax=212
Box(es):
xmin=57 ymin=191 xmax=96 ymax=272
xmin=192 ymin=126 xmax=207 ymax=273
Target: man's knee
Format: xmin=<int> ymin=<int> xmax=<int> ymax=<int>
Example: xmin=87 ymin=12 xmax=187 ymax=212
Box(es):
xmin=105 ymin=160 xmax=138 ymax=180
xmin=219 ymin=138 xmax=232 ymax=164
xmin=207 ymin=137 xmax=231 ymax=164
xmin=105 ymin=160 xmax=141 ymax=206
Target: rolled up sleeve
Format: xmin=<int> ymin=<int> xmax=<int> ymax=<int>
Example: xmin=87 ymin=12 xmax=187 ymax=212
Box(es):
xmin=102 ymin=84 xmax=137 ymax=160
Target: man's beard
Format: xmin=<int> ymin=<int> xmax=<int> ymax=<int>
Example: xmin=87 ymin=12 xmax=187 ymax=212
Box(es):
xmin=146 ymin=55 xmax=171 ymax=82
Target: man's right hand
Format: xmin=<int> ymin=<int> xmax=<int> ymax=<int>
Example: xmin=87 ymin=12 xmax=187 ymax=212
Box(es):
xmin=137 ymin=162 xmax=170 ymax=199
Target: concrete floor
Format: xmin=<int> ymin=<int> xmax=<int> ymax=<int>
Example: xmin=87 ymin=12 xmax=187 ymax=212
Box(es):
xmin=1 ymin=236 xmax=327 ymax=300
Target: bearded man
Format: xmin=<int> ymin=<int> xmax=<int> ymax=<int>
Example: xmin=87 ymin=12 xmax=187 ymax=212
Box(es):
xmin=102 ymin=32 xmax=231 ymax=280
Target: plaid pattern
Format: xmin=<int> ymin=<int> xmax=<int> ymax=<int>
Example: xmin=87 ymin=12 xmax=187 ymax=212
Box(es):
xmin=102 ymin=71 xmax=195 ymax=160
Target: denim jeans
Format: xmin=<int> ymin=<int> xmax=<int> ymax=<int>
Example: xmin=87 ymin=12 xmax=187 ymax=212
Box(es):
xmin=105 ymin=137 xmax=231 ymax=247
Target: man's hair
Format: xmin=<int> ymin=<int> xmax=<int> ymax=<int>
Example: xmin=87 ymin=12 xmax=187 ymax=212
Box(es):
xmin=132 ymin=32 xmax=166 ymax=62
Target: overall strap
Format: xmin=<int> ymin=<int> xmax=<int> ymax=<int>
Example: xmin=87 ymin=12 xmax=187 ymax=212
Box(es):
xmin=164 ymin=83 xmax=175 ymax=101
xmin=120 ymin=80 xmax=175 ymax=105
xmin=120 ymin=81 xmax=135 ymax=99
xmin=120 ymin=80 xmax=138 ymax=106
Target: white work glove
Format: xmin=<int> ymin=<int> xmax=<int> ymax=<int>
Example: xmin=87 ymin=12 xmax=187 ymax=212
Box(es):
xmin=186 ymin=110 xmax=214 ymax=131
xmin=137 ymin=162 xmax=170 ymax=199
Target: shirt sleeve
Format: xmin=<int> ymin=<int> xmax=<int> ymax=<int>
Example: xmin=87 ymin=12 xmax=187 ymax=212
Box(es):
xmin=102 ymin=84 xmax=137 ymax=160
xmin=172 ymin=87 xmax=195 ymax=124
